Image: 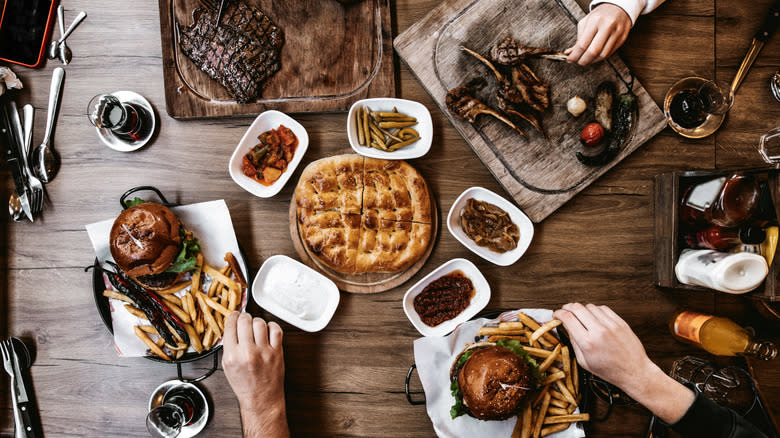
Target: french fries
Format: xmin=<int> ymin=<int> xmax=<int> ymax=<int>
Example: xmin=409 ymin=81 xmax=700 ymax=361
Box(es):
xmin=109 ymin=252 xmax=245 ymax=361
xmin=477 ymin=312 xmax=586 ymax=435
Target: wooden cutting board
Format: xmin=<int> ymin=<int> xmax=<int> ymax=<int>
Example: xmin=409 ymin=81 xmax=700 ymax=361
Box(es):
xmin=158 ymin=0 xmax=395 ymax=119
xmin=394 ymin=0 xmax=667 ymax=222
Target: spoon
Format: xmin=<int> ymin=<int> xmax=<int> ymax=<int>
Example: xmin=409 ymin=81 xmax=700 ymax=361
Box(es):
xmin=34 ymin=67 xmax=65 ymax=183
xmin=51 ymin=10 xmax=87 ymax=65
xmin=8 ymin=192 xmax=23 ymax=222
xmin=47 ymin=6 xmax=64 ymax=60
xmin=56 ymin=6 xmax=70 ymax=65
xmin=771 ymin=70 xmax=780 ymax=102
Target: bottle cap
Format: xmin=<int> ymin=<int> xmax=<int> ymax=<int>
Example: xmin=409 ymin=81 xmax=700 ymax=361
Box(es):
xmin=739 ymin=226 xmax=766 ymax=245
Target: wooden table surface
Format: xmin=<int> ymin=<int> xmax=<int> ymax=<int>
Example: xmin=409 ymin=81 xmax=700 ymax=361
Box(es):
xmin=1 ymin=0 xmax=779 ymax=437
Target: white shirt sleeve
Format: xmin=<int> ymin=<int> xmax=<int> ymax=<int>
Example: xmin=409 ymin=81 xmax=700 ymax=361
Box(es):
xmin=589 ymin=0 xmax=666 ymax=25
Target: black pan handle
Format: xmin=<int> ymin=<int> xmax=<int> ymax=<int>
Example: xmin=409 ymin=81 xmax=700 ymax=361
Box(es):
xmin=177 ymin=351 xmax=220 ymax=383
xmin=120 ymin=186 xmax=176 ymax=209
xmin=405 ymin=364 xmax=426 ymax=405
xmin=755 ymin=0 xmax=780 ymax=42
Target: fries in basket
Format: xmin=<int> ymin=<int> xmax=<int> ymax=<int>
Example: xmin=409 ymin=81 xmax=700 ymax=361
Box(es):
xmin=103 ymin=251 xmax=245 ymax=361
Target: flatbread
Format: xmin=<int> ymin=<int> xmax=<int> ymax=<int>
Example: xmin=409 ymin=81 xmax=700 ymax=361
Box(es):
xmin=295 ymin=155 xmax=433 ymax=274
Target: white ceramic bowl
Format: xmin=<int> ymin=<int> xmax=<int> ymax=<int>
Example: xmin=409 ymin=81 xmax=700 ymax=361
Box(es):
xmin=447 ymin=187 xmax=534 ymax=266
xmin=347 ymin=97 xmax=433 ymax=160
xmin=403 ymin=258 xmax=490 ymax=337
xmin=252 ymin=255 xmax=340 ymax=332
xmin=229 ymin=110 xmax=309 ymax=198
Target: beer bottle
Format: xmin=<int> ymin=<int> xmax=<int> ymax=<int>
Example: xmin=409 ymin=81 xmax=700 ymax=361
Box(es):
xmin=669 ymin=310 xmax=777 ymax=360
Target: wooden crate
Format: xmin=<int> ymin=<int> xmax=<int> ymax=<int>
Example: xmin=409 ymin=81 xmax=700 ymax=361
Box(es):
xmin=654 ymin=169 xmax=780 ymax=301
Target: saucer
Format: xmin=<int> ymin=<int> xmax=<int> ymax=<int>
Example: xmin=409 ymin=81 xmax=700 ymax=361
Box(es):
xmin=95 ymin=90 xmax=156 ymax=152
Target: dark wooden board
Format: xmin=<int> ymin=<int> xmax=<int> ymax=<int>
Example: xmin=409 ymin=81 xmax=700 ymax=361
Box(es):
xmin=157 ymin=0 xmax=395 ymax=118
xmin=288 ymin=187 xmax=439 ymax=294
xmin=393 ymin=0 xmax=668 ymax=222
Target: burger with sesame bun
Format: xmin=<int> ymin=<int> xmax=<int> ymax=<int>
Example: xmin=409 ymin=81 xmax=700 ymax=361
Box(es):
xmin=449 ymin=340 xmax=544 ymax=421
xmin=109 ymin=201 xmax=201 ymax=290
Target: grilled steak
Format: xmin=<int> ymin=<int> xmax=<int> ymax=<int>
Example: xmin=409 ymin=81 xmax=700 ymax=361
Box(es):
xmin=178 ymin=2 xmax=284 ymax=103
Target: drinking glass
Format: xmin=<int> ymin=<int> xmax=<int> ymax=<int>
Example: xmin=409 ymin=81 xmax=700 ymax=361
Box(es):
xmin=87 ymin=93 xmax=147 ymax=141
xmin=146 ymin=384 xmax=204 ymax=438
xmin=697 ymin=80 xmax=735 ymax=116
xmin=758 ymin=127 xmax=780 ymax=166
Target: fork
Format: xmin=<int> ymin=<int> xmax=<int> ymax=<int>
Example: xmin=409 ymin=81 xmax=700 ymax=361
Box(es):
xmin=196 ymin=0 xmax=229 ymax=24
xmin=1 ymin=339 xmax=24 ymax=437
xmin=22 ymin=105 xmax=44 ymax=215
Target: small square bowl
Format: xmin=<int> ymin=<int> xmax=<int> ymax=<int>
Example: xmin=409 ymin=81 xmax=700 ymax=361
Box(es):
xmin=229 ymin=110 xmax=309 ymax=198
xmin=252 ymin=255 xmax=340 ymax=332
xmin=447 ymin=187 xmax=534 ymax=266
xmin=347 ymin=97 xmax=433 ymax=160
xmin=403 ymin=258 xmax=491 ymax=337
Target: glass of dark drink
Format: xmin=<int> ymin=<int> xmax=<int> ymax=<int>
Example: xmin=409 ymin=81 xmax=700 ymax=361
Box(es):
xmin=146 ymin=381 xmax=208 ymax=438
xmin=664 ymin=77 xmax=731 ymax=139
xmin=87 ymin=93 xmax=150 ymax=142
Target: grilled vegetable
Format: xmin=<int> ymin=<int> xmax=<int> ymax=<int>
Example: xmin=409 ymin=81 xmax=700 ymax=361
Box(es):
xmin=594 ymin=82 xmax=616 ymax=132
xmin=567 ymin=95 xmax=587 ymax=117
xmin=105 ymin=262 xmax=190 ymax=347
xmin=577 ymin=91 xmax=638 ymax=166
xmin=580 ymin=122 xmax=604 ymax=147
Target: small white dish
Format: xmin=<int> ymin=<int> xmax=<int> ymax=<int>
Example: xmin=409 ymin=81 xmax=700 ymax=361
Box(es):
xmin=229 ymin=110 xmax=309 ymax=198
xmin=403 ymin=258 xmax=490 ymax=337
xmin=447 ymin=187 xmax=534 ymax=266
xmin=252 ymin=255 xmax=340 ymax=332
xmin=347 ymin=97 xmax=433 ymax=160
xmin=96 ymin=90 xmax=156 ymax=152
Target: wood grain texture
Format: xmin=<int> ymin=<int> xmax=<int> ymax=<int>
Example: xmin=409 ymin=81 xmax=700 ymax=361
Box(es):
xmin=393 ymin=0 xmax=668 ymax=223
xmin=1 ymin=0 xmax=779 ymax=437
xmin=158 ymin=0 xmax=395 ymax=118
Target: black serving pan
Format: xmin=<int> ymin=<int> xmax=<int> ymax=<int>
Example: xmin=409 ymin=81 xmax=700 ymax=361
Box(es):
xmin=90 ymin=186 xmax=250 ymax=382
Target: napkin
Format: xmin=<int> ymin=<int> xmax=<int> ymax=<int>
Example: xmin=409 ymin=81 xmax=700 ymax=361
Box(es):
xmin=85 ymin=199 xmax=247 ymax=357
xmin=413 ymin=309 xmax=586 ymax=438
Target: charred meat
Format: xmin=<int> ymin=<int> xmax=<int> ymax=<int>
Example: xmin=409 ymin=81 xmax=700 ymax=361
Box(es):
xmin=461 ymin=46 xmax=549 ymax=137
xmin=489 ymin=35 xmax=567 ymax=64
xmin=446 ymin=84 xmax=526 ymax=136
xmin=178 ymin=1 xmax=284 ymax=103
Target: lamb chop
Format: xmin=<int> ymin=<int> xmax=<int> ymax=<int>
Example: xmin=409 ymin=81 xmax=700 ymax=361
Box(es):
xmin=461 ymin=46 xmax=548 ymax=137
xmin=489 ymin=35 xmax=567 ymax=65
xmin=446 ymin=84 xmax=525 ymax=137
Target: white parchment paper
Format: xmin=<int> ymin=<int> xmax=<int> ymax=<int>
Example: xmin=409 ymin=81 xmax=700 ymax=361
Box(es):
xmin=413 ymin=309 xmax=586 ymax=438
xmin=85 ymin=199 xmax=248 ymax=357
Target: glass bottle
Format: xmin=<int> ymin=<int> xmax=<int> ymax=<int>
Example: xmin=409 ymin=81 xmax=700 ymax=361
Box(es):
xmin=680 ymin=173 xmax=760 ymax=228
xmin=669 ymin=310 xmax=777 ymax=360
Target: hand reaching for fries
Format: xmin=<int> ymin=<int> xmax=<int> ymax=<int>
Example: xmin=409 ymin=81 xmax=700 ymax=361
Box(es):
xmin=222 ymin=312 xmax=290 ymax=438
xmin=553 ymin=303 xmax=695 ymax=425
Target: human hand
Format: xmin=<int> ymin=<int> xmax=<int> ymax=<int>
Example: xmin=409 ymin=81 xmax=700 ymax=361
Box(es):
xmin=553 ymin=303 xmax=655 ymax=392
xmin=222 ymin=312 xmax=289 ymax=437
xmin=553 ymin=303 xmax=696 ymax=424
xmin=565 ymin=3 xmax=632 ymax=65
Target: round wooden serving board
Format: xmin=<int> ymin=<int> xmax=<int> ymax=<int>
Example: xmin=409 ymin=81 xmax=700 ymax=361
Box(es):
xmin=289 ymin=191 xmax=438 ymax=294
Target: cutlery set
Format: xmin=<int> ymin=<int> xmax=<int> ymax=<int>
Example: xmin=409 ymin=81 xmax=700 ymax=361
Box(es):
xmin=3 ymin=67 xmax=65 ymax=222
xmin=1 ymin=337 xmax=39 ymax=438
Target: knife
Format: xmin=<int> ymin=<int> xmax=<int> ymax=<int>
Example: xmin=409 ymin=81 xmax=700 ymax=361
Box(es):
xmin=730 ymin=0 xmax=780 ymax=93
xmin=10 ymin=338 xmax=37 ymax=438
xmin=0 ymin=102 xmax=33 ymax=222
